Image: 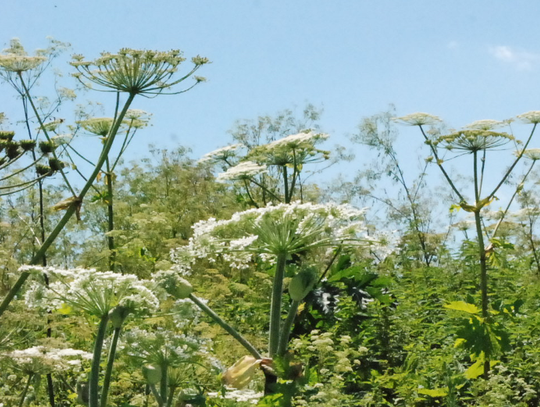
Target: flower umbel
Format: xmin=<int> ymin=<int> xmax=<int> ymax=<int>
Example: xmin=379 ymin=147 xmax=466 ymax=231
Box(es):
xmin=172 ymin=202 xmax=373 ymax=270
xmin=393 ymin=113 xmax=443 ymax=126
xmin=78 ymin=117 xmax=115 ymax=137
xmin=24 ymin=266 xmax=159 ymax=317
xmin=216 ymin=161 xmax=267 ymax=181
xmin=516 ymin=111 xmax=540 ymax=124
xmin=516 ymin=148 xmax=540 ymax=161
xmin=70 ymin=48 xmax=209 ymax=96
xmin=437 ymin=130 xmax=514 ymax=152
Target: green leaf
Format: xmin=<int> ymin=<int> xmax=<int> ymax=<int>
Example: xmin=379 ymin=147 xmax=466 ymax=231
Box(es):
xmin=465 ymin=359 xmax=484 ymax=379
xmin=418 ymin=388 xmax=448 ymax=397
xmin=444 ymin=301 xmax=480 ymax=314
xmin=57 ymin=302 xmax=73 ymax=315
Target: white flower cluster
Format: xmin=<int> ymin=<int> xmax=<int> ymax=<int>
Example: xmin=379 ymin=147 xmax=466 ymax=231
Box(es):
xmin=393 ymin=112 xmax=442 ymax=126
xmin=3 ymin=346 xmax=92 ymax=374
xmin=199 ymin=144 xmax=245 ymax=163
xmin=172 ymin=202 xmax=377 ymax=271
xmin=517 ymin=148 xmax=540 ymax=161
xmin=265 ymin=131 xmax=328 ymax=150
xmin=0 ymin=54 xmax=46 ymax=73
xmin=125 ymin=109 xmax=151 ymax=121
xmin=216 ymin=161 xmax=267 ymax=181
xmin=516 ymin=111 xmax=540 ymax=124
xmin=464 ymin=119 xmax=508 ymax=130
xmin=120 ymin=327 xmax=203 ymax=367
xmin=24 ymin=266 xmax=159 ymax=317
xmin=207 ymin=388 xmax=263 ymax=405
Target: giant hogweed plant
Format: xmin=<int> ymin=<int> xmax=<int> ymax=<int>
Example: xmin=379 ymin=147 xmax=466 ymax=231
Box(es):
xmin=169 ymin=200 xmax=388 ymax=397
xmin=23 ymin=265 xmax=160 ymax=407
xmin=395 ymin=112 xmax=540 ymax=378
xmin=200 ymin=130 xmax=330 ymax=206
xmin=0 ymin=43 xmax=209 ymax=320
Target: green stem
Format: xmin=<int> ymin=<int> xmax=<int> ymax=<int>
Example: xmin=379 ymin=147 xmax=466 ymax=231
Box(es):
xmin=99 ymin=326 xmax=122 ymax=407
xmin=105 ymin=158 xmax=116 ymax=272
xmin=418 ymin=125 xmax=465 ymax=202
xmin=487 ymin=123 xmax=537 ymax=201
xmin=165 ymin=387 xmax=176 ymax=407
xmin=269 ymin=253 xmax=287 ymax=357
xmin=160 ymin=364 xmax=168 ymax=406
xmin=282 ymin=166 xmax=290 ymax=203
xmin=277 ymin=300 xmax=300 ymax=356
xmin=472 ymin=150 xmax=490 ymax=378
xmin=249 ymin=178 xmax=282 ymax=203
xmin=0 ymin=92 xmax=136 ymax=319
xmin=17 ymin=72 xmax=77 ymax=196
xmin=188 ymin=293 xmax=262 ymax=359
xmin=19 ymin=373 xmax=34 ymax=407
xmin=89 ymin=314 xmax=110 ymax=407
xmin=150 ymin=384 xmax=164 ymax=407
xmin=243 ymin=179 xmax=259 ymax=208
xmin=490 ymin=160 xmax=536 ymax=240
xmin=289 ymin=148 xmax=298 ymax=202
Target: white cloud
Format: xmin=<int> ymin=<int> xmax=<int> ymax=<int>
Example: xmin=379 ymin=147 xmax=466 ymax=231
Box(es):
xmin=489 ymin=45 xmax=540 ymax=71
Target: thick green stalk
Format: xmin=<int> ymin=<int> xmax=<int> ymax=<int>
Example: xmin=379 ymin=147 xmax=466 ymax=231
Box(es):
xmin=277 ymin=300 xmax=300 ymax=356
xmin=282 ymin=167 xmax=290 ymax=203
xmin=473 ymin=151 xmax=489 ymax=377
xmin=99 ymin=326 xmax=122 ymax=407
xmin=269 ymin=253 xmax=287 ymax=357
xmin=0 ymin=93 xmax=136 ymax=319
xmin=189 ymin=293 xmax=262 ymax=359
xmin=160 ymin=364 xmax=168 ymax=406
xmin=19 ymin=373 xmax=34 ymax=407
xmin=89 ymin=314 xmax=110 ymax=407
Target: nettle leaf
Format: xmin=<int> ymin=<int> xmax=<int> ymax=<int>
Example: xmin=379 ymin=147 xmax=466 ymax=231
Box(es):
xmin=444 ymin=301 xmax=480 ymax=314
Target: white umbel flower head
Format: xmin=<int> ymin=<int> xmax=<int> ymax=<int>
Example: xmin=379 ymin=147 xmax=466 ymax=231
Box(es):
xmin=517 ymin=148 xmax=540 ymax=161
xmin=516 ymin=111 xmax=540 ymax=124
xmin=3 ymin=346 xmax=92 ymax=374
xmin=71 ymin=48 xmax=209 ymax=96
xmin=24 ymin=266 xmax=159 ymax=317
xmin=199 ymin=144 xmax=245 ymax=163
xmin=216 ymin=161 xmax=267 ymax=181
xmin=173 ymin=202 xmax=377 ymax=270
xmin=464 ymin=119 xmax=508 ymax=130
xmin=393 ymin=113 xmax=442 ymax=126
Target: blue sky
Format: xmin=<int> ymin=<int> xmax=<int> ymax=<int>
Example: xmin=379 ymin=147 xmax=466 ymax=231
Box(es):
xmin=3 ymin=1 xmax=540 ymax=179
